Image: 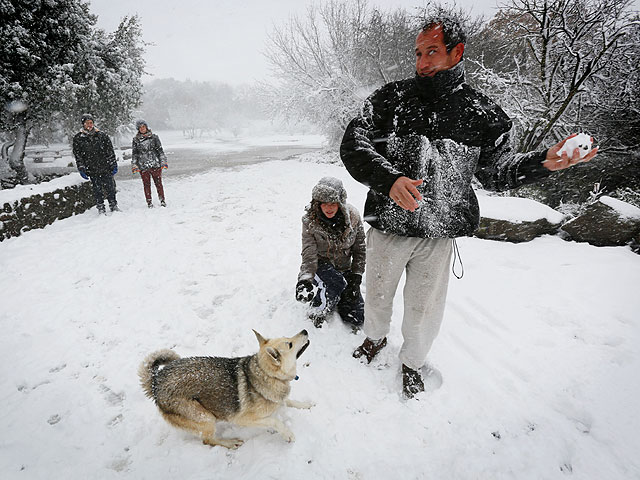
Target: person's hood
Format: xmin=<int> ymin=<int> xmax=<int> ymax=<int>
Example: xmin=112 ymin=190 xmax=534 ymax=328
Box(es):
xmin=311 ymin=176 xmax=347 ymax=205
xmin=305 ymin=176 xmax=352 ymax=239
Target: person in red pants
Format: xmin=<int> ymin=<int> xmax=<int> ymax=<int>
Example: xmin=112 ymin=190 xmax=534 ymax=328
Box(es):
xmin=132 ymin=119 xmax=168 ymax=208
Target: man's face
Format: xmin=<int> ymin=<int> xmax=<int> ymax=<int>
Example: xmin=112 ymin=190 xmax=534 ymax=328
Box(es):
xmin=83 ymin=119 xmax=94 ymax=130
xmin=415 ymin=25 xmax=464 ymax=77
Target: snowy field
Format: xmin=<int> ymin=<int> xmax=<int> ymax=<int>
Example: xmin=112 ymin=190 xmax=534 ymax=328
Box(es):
xmin=1 ymin=148 xmax=639 ymax=479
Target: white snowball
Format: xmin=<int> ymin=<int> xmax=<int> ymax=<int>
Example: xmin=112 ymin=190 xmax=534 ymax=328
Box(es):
xmin=6 ymin=100 xmax=28 ymax=113
xmin=557 ymin=133 xmax=592 ymax=159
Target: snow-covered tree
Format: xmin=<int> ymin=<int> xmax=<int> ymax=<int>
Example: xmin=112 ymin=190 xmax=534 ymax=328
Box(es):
xmin=0 ymin=1 xmax=145 ymax=186
xmin=467 ymin=0 xmax=638 ymax=153
xmin=264 ymin=0 xmax=484 ymax=144
xmin=578 ymin=15 xmax=640 ymax=153
xmin=0 ymin=0 xmax=94 ymax=184
xmin=264 ymin=0 xmax=415 ymax=144
xmin=70 ymin=16 xmax=146 ymax=140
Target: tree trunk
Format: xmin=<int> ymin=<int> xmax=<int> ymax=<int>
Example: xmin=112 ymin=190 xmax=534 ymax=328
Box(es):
xmin=8 ymin=115 xmax=30 ymax=185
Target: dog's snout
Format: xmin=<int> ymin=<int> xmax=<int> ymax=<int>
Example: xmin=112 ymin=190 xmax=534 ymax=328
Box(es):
xmin=300 ymin=329 xmax=308 ymax=336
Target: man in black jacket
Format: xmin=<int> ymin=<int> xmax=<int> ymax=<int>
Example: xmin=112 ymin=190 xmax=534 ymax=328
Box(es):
xmin=340 ymin=17 xmax=598 ymax=398
xmin=73 ymin=114 xmax=119 ymax=214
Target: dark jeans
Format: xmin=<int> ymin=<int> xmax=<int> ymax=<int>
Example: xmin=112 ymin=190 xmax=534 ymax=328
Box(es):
xmin=90 ymin=174 xmax=117 ymax=211
xmin=310 ymin=263 xmax=364 ymax=326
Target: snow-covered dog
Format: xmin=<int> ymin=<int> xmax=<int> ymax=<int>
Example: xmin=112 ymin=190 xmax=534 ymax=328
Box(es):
xmin=139 ymin=329 xmax=312 ymax=449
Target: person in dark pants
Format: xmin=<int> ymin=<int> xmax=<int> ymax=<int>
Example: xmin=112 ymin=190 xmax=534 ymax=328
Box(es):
xmin=295 ymin=177 xmax=366 ymax=330
xmin=340 ymin=17 xmax=598 ymax=398
xmin=73 ymin=114 xmax=119 ymax=214
xmin=131 ymin=119 xmax=168 ymax=208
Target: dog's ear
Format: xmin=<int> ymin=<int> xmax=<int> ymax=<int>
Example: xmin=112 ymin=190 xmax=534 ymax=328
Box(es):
xmin=265 ymin=346 xmax=281 ymax=364
xmin=253 ymin=329 xmax=267 ymax=346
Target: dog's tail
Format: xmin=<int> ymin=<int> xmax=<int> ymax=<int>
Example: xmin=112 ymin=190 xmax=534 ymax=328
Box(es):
xmin=138 ymin=349 xmax=181 ymax=399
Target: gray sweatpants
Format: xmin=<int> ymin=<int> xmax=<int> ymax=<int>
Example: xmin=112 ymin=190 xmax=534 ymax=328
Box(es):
xmin=364 ymin=228 xmax=452 ymax=371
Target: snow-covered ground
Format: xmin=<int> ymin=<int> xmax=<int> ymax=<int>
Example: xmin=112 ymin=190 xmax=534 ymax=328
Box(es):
xmin=15 ymin=130 xmax=325 ymax=196
xmin=154 ymin=129 xmax=326 ymax=151
xmin=1 ymin=144 xmax=639 ymax=479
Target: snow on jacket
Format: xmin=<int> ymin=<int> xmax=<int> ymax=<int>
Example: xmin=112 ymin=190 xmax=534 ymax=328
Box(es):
xmin=131 ymin=131 xmax=167 ymax=172
xmin=298 ymin=193 xmax=366 ymax=283
xmin=340 ymin=62 xmax=552 ymax=238
xmin=72 ymin=128 xmax=117 ymax=177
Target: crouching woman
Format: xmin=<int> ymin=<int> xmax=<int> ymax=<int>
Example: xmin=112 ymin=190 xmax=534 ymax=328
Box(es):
xmin=296 ymin=177 xmax=366 ymax=329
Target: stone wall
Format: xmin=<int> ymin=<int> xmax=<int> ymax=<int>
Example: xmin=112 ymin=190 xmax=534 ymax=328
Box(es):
xmin=0 ymin=182 xmax=94 ymax=241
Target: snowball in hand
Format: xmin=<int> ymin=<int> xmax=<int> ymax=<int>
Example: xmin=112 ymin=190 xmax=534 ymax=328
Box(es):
xmin=6 ymin=100 xmax=28 ymax=113
xmin=557 ymin=133 xmax=592 ymax=159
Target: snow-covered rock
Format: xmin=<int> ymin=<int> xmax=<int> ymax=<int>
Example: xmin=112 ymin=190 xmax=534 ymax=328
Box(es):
xmin=561 ymin=196 xmax=640 ymax=247
xmin=475 ymin=193 xmax=564 ymax=242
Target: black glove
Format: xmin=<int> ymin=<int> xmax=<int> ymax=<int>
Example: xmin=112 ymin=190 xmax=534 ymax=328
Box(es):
xmin=342 ymin=272 xmax=362 ymax=303
xmin=295 ymin=279 xmax=314 ymax=303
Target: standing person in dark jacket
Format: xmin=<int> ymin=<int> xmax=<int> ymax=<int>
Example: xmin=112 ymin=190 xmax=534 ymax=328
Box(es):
xmin=295 ymin=177 xmax=366 ymax=330
xmin=73 ymin=114 xmax=119 ymax=214
xmin=340 ymin=17 xmax=598 ymax=398
xmin=131 ymin=119 xmax=168 ymax=208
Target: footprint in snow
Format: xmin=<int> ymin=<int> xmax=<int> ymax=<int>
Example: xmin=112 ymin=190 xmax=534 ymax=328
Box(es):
xmin=108 ymin=414 xmax=124 ymax=428
xmin=49 ymin=363 xmax=67 ymax=373
xmin=47 ymin=414 xmax=61 ymax=425
xmin=107 ymin=453 xmax=131 ymax=473
xmin=99 ymin=384 xmax=125 ymax=406
xmin=17 ymin=379 xmax=51 ymax=392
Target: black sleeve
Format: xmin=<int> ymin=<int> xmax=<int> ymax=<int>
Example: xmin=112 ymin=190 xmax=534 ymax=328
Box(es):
xmin=474 ymin=101 xmax=551 ymax=192
xmin=101 ymin=133 xmax=117 ymax=169
xmin=475 ymin=129 xmax=550 ymax=192
xmin=72 ymin=135 xmax=85 ymax=171
xmin=340 ymin=85 xmax=405 ymax=196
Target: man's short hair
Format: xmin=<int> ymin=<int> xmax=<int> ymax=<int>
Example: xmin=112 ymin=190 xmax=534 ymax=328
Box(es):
xmin=422 ymin=16 xmax=467 ymax=52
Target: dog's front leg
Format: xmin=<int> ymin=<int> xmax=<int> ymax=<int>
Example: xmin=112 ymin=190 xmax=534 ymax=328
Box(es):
xmin=286 ymin=398 xmax=315 ymax=409
xmin=239 ymin=416 xmax=296 ymax=443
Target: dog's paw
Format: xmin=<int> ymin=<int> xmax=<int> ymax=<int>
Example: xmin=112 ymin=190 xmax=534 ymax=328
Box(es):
xmin=281 ymin=430 xmax=295 ymax=443
xmin=203 ymin=437 xmax=244 ymax=449
xmin=286 ymin=399 xmax=315 ymax=409
xmin=224 ymin=438 xmax=244 ymax=449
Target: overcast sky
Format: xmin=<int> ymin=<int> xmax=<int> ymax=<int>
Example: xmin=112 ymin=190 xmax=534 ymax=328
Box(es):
xmin=89 ymin=0 xmax=639 ymax=86
xmin=89 ymin=0 xmax=504 ymax=85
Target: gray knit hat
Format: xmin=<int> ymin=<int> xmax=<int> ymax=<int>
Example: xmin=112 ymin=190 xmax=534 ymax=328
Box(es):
xmin=135 ymin=119 xmax=148 ymax=130
xmin=311 ymin=177 xmax=347 ymax=204
xmin=81 ymin=113 xmax=94 ymax=124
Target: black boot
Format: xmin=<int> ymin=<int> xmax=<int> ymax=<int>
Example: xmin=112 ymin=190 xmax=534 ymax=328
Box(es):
xmin=402 ymin=364 xmax=424 ymax=399
xmin=352 ymin=337 xmax=387 ymax=363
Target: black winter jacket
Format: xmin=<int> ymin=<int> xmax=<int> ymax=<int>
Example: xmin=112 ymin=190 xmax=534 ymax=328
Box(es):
xmin=340 ymin=62 xmax=551 ymax=238
xmin=73 ymin=128 xmax=117 ymax=177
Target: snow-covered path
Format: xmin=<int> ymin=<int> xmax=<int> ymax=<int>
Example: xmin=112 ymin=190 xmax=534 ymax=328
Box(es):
xmin=1 ymin=156 xmax=639 ymax=479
